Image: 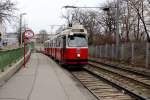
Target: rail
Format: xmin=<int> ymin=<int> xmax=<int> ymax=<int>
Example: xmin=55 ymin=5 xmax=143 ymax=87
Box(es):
xmin=0 ymin=46 xmax=29 ymax=72
xmin=88 ymin=62 xmax=150 ymax=99
xmin=71 ymin=68 xmax=137 ymax=100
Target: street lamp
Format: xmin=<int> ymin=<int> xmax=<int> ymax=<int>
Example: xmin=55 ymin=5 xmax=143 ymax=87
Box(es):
xmin=20 ymin=13 xmax=27 ymax=46
xmin=63 ymin=1 xmax=120 ymax=58
xmin=64 ymin=5 xmax=102 ymax=9
xmin=63 ymin=5 xmax=109 ymax=10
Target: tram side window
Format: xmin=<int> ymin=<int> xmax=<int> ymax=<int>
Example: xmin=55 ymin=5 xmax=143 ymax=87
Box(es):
xmin=58 ymin=38 xmax=61 ymax=47
xmin=51 ymin=41 xmax=53 ymax=48
xmin=56 ymin=39 xmax=58 ymax=47
xmin=56 ymin=38 xmax=60 ymax=47
xmin=50 ymin=43 xmax=51 ymax=48
xmin=59 ymin=37 xmax=63 ymax=48
xmin=55 ymin=39 xmax=57 ymax=47
xmin=54 ymin=39 xmax=56 ymax=47
xmin=63 ymin=36 xmax=66 ymax=48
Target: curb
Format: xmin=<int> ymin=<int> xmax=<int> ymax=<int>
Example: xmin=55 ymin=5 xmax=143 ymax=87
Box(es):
xmin=0 ymin=50 xmax=31 ymax=86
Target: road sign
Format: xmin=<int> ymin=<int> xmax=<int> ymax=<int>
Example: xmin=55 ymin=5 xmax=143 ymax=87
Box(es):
xmin=24 ymin=29 xmax=34 ymax=39
xmin=23 ymin=29 xmax=34 ymax=67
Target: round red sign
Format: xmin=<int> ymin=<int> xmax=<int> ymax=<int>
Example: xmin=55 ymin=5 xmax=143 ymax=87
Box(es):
xmin=24 ymin=29 xmax=34 ymax=39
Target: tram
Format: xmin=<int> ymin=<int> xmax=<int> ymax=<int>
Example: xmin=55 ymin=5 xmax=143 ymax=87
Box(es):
xmin=44 ymin=23 xmax=88 ymax=65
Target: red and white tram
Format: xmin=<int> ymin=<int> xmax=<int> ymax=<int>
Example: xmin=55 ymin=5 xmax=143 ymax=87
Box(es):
xmin=44 ymin=24 xmax=88 ymax=65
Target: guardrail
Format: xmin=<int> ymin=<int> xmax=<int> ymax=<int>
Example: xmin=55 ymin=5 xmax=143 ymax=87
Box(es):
xmin=0 ymin=47 xmax=29 ymax=72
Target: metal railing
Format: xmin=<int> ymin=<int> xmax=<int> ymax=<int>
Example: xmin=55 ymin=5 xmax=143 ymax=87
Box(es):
xmin=89 ymin=42 xmax=150 ymax=68
xmin=0 ymin=46 xmax=29 ymax=72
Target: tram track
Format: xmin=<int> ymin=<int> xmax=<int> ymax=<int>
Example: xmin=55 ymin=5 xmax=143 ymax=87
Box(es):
xmin=71 ymin=69 xmax=138 ymax=100
xmin=87 ymin=62 xmax=150 ymax=100
xmin=88 ymin=62 xmax=150 ymax=87
xmin=90 ymin=59 xmax=150 ymax=77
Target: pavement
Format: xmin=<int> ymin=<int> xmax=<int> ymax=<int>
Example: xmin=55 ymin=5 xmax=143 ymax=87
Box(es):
xmin=0 ymin=53 xmax=96 ymax=100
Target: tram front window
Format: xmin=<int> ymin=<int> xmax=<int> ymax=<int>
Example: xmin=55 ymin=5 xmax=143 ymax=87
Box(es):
xmin=68 ymin=34 xmax=88 ymax=47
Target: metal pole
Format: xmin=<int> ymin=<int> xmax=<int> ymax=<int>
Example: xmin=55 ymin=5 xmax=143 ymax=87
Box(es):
xmin=20 ymin=13 xmax=26 ymax=46
xmin=95 ymin=46 xmax=97 ymax=58
xmin=105 ymin=44 xmax=108 ymax=58
xmin=121 ymin=44 xmax=124 ymax=60
xmin=131 ymin=43 xmax=134 ymax=65
xmin=24 ymin=36 xmax=26 ymax=67
xmin=20 ymin=14 xmax=22 ymax=46
xmin=116 ymin=0 xmax=120 ymax=58
xmin=112 ymin=44 xmax=114 ymax=59
xmin=146 ymin=43 xmax=149 ymax=68
xmin=99 ymin=46 xmax=101 ymax=58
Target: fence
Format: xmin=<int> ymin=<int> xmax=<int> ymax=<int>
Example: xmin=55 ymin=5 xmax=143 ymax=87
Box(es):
xmin=89 ymin=42 xmax=150 ymax=68
xmin=0 ymin=46 xmax=29 ymax=72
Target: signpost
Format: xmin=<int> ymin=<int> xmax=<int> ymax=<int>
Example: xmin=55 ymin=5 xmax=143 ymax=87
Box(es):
xmin=23 ymin=29 xmax=34 ymax=67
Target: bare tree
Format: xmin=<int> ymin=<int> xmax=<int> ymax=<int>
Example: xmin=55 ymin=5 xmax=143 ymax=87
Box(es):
xmin=0 ymin=0 xmax=17 ymax=23
xmin=39 ymin=30 xmax=49 ymax=43
xmin=62 ymin=0 xmax=150 ymax=44
xmin=62 ymin=9 xmax=74 ymax=25
xmin=128 ymin=0 xmax=150 ymax=42
xmin=63 ymin=9 xmax=101 ymax=45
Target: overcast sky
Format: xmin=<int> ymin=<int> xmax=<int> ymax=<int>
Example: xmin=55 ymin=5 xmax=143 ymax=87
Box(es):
xmin=8 ymin=0 xmax=106 ymax=33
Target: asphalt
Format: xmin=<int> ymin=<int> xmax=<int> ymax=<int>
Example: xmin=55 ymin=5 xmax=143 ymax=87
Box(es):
xmin=0 ymin=53 xmax=96 ymax=100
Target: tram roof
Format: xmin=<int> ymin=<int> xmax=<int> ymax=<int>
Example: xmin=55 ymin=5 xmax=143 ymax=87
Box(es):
xmin=44 ymin=24 xmax=88 ymax=42
xmin=56 ymin=24 xmax=87 ymax=37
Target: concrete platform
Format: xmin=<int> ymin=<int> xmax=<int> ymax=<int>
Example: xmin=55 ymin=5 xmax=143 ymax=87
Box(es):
xmin=0 ymin=53 xmax=96 ymax=100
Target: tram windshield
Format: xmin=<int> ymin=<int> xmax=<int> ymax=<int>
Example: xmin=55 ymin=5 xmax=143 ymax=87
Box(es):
xmin=68 ymin=34 xmax=88 ymax=47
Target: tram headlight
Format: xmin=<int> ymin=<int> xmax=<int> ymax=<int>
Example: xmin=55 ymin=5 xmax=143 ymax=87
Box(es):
xmin=77 ymin=54 xmax=80 ymax=57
